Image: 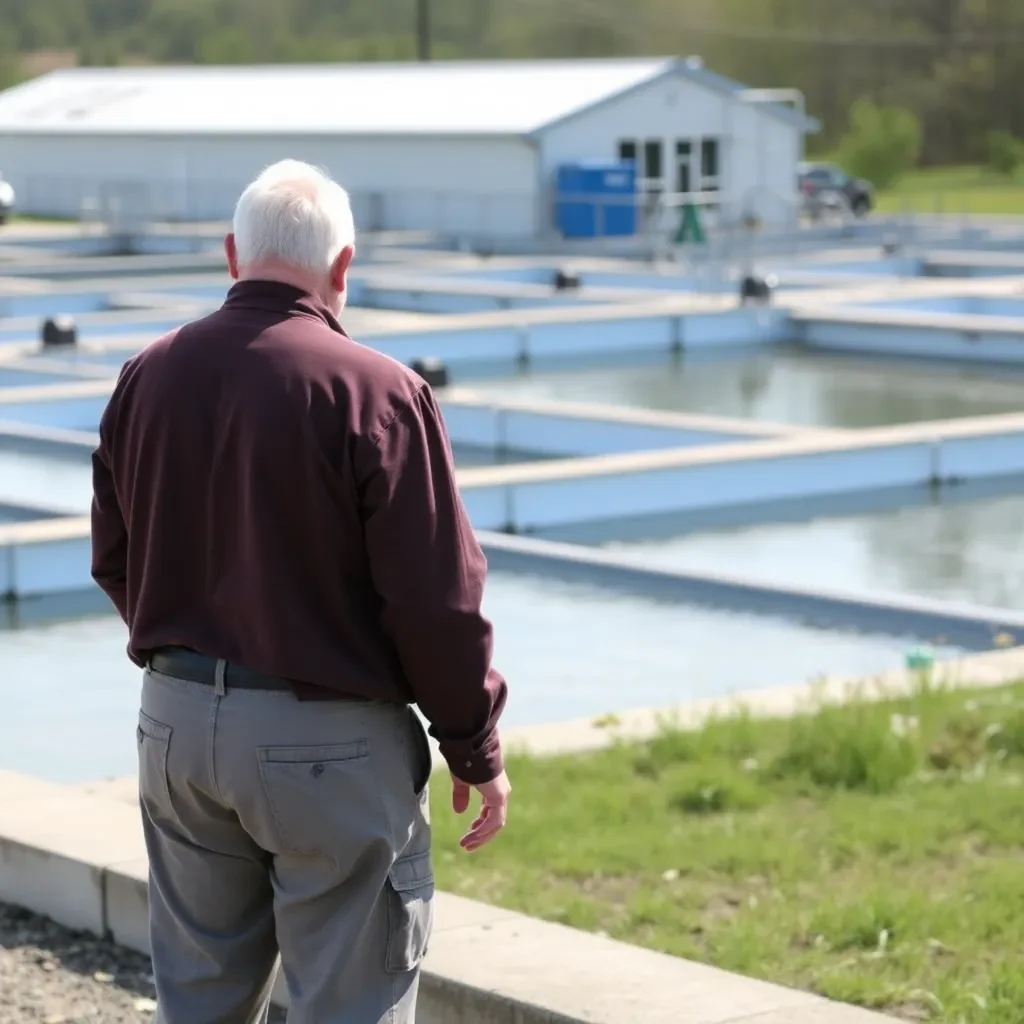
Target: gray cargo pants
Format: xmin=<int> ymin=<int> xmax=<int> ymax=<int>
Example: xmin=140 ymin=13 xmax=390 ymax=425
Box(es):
xmin=137 ymin=665 xmax=434 ymax=1024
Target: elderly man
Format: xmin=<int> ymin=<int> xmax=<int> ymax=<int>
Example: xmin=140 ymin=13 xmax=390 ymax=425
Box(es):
xmin=90 ymin=160 xmax=510 ymax=1024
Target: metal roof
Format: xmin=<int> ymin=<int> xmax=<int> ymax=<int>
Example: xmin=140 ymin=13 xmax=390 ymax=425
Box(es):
xmin=0 ymin=58 xmax=816 ymax=137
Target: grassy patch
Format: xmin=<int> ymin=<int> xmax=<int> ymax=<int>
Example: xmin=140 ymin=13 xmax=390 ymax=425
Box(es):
xmin=431 ymin=679 xmax=1024 ymax=1023
xmin=876 ymin=165 xmax=1024 ymax=216
xmin=9 ymin=214 xmax=80 ymax=225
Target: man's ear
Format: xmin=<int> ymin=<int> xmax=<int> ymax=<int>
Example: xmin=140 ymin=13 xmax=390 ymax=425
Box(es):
xmin=225 ymin=233 xmax=240 ymax=280
xmin=330 ymin=245 xmax=355 ymax=292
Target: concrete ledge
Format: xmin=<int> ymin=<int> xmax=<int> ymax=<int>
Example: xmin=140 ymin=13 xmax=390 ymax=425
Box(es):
xmin=0 ymin=419 xmax=98 ymax=457
xmin=479 ymin=530 xmax=1024 ymax=650
xmin=0 ymin=770 xmax=145 ymax=933
xmin=0 ymin=771 xmax=897 ymax=1023
xmin=0 ymin=379 xmax=115 ymax=405
xmin=443 ymin=387 xmax=811 ymax=439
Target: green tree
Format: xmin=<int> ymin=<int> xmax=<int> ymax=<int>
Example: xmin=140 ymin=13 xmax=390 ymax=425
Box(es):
xmin=837 ymin=99 xmax=923 ymax=189
xmin=986 ymin=130 xmax=1024 ymax=176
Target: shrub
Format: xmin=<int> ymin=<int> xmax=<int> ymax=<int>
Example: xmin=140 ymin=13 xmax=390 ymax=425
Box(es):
xmin=637 ymin=710 xmax=760 ymax=778
xmin=837 ymin=98 xmax=922 ymax=190
xmin=927 ymin=710 xmax=988 ymax=772
xmin=986 ymin=130 xmax=1024 ymax=176
xmin=987 ymin=705 xmax=1024 ymax=759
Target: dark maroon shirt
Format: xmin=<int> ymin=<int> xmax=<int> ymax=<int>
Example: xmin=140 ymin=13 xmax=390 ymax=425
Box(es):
xmin=91 ymin=280 xmax=506 ymax=784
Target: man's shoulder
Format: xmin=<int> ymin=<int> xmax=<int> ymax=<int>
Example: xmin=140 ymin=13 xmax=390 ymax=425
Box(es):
xmin=253 ymin=311 xmax=423 ymax=402
xmin=117 ymin=326 xmax=182 ymax=379
xmin=324 ymin=332 xmax=431 ymax=441
xmin=336 ymin=332 xmax=425 ymax=396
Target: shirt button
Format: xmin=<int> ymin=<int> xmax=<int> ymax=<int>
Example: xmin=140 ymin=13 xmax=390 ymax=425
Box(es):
xmin=465 ymin=761 xmax=473 ymax=768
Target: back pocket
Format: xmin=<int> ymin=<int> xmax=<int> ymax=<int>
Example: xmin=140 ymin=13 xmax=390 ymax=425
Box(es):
xmin=137 ymin=711 xmax=173 ymax=820
xmin=257 ymin=741 xmax=377 ymax=861
xmin=386 ymin=850 xmax=434 ymax=974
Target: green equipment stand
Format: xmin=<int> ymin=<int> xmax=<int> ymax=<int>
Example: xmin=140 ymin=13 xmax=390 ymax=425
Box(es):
xmin=674 ymin=202 xmax=706 ymax=245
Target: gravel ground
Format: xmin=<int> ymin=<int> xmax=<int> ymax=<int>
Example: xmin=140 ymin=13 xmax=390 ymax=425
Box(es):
xmin=0 ymin=904 xmax=285 ymax=1023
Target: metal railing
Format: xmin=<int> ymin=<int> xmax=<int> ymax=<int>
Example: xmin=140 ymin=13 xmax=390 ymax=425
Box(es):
xmin=13 ymin=173 xmax=1024 ymax=268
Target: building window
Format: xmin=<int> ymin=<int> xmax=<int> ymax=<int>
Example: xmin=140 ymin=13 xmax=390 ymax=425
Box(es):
xmin=618 ymin=139 xmax=637 ymax=166
xmin=700 ymin=138 xmax=720 ymax=191
xmin=643 ymin=139 xmax=663 ymax=185
xmin=676 ymin=140 xmax=692 ymax=194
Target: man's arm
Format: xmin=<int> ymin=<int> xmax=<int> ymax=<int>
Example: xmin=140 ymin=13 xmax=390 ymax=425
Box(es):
xmin=357 ymin=384 xmax=507 ymax=786
xmin=91 ymin=395 xmax=129 ymax=622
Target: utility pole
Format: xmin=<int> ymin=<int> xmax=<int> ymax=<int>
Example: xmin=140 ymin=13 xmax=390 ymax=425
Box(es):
xmin=417 ymin=0 xmax=431 ymax=61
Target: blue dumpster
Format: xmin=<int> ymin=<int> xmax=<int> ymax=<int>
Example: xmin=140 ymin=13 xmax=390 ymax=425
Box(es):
xmin=555 ymin=162 xmax=637 ymax=239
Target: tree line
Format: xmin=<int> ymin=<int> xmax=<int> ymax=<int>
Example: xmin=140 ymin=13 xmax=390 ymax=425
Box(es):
xmin=0 ymin=0 xmax=1020 ymax=166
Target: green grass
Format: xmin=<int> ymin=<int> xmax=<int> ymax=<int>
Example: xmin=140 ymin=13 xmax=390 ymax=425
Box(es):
xmin=431 ymin=679 xmax=1024 ymax=1023
xmin=877 ymin=165 xmax=1024 ymax=216
xmin=9 ymin=214 xmax=80 ymax=225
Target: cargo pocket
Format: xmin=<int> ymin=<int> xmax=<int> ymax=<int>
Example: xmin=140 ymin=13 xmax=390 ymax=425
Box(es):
xmin=137 ymin=711 xmax=172 ymax=817
xmin=385 ymin=850 xmax=434 ymax=974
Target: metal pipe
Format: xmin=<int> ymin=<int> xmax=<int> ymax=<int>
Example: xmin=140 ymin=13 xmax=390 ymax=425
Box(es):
xmin=738 ymin=87 xmax=807 ymax=121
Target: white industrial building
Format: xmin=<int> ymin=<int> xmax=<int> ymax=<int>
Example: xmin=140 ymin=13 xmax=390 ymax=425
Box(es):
xmin=0 ymin=57 xmax=817 ymax=240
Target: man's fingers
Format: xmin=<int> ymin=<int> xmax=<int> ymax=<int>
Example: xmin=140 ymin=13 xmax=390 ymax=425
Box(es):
xmin=451 ymin=769 xmax=511 ymax=851
xmin=459 ymin=802 xmax=508 ymax=852
xmin=451 ymin=776 xmax=471 ymax=815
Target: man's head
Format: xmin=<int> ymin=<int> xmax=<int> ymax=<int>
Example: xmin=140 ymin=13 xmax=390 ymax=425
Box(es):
xmin=226 ymin=160 xmax=356 ymax=316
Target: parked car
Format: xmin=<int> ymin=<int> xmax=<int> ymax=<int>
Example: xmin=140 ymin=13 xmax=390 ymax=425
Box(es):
xmin=0 ymin=174 xmax=14 ymax=225
xmin=798 ymin=162 xmax=874 ymax=219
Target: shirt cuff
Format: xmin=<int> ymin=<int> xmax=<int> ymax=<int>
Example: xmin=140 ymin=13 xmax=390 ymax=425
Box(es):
xmin=438 ymin=730 xmax=504 ymax=785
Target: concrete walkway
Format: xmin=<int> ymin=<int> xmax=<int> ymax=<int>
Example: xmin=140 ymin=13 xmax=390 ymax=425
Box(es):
xmin=0 ymin=768 xmax=897 ymax=1024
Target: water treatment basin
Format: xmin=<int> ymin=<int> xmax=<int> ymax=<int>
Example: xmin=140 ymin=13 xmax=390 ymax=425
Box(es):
xmin=1 ymin=572 xmax=960 ymax=783
xmin=469 ymin=347 xmax=1024 ymax=429
xmin=554 ymin=477 xmax=1024 ymax=614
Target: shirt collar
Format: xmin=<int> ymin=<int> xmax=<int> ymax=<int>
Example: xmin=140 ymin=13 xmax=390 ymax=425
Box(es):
xmin=222 ymin=279 xmax=347 ymax=336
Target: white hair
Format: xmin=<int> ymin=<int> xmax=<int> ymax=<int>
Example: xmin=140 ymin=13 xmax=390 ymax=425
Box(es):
xmin=232 ymin=160 xmax=355 ymax=277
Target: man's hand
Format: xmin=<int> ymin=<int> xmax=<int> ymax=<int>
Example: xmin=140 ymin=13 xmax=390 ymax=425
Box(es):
xmin=451 ymin=770 xmax=511 ymax=852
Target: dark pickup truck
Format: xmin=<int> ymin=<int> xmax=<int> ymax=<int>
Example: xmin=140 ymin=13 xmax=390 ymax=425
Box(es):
xmin=798 ymin=162 xmax=874 ymax=218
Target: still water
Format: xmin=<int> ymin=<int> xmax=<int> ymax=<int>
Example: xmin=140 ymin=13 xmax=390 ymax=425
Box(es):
xmin=562 ymin=478 xmax=1024 ymax=612
xmin=0 ymin=573 xmax=956 ymax=784
xmin=0 ymin=450 xmax=94 ymax=513
xmin=470 ymin=347 xmax=1024 ymax=428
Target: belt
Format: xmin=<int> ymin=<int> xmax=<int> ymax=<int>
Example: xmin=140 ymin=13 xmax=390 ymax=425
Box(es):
xmin=149 ymin=647 xmax=292 ymax=692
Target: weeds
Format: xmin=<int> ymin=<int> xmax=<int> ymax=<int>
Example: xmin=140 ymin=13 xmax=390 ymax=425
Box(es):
xmin=770 ymin=699 xmax=919 ymax=793
xmin=434 ymin=680 xmax=1024 ymax=1024
xmin=667 ymin=768 xmax=766 ymax=816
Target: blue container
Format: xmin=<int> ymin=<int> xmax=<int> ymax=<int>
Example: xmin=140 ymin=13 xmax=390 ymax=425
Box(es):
xmin=555 ymin=162 xmax=637 ymax=239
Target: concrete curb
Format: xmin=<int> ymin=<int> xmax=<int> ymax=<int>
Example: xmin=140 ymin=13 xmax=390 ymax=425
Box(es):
xmin=0 ymin=770 xmax=898 ymax=1023
xmin=479 ymin=530 xmax=1024 ymax=650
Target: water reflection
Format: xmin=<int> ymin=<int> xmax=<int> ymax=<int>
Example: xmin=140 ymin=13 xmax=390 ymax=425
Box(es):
xmin=563 ymin=476 xmax=1024 ymax=612
xmin=472 ymin=346 xmax=1024 ymax=428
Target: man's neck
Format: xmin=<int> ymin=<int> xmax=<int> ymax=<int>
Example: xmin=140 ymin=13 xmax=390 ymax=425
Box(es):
xmin=238 ymin=260 xmax=322 ymax=301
